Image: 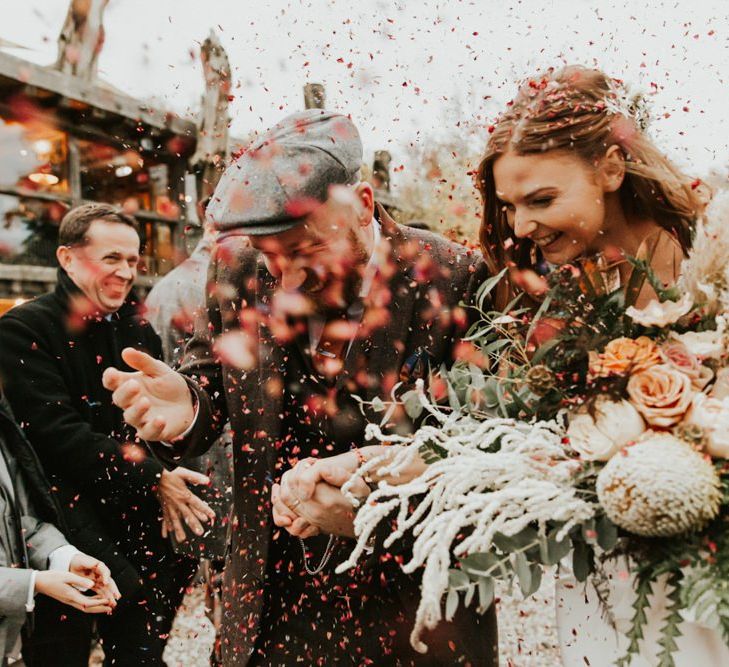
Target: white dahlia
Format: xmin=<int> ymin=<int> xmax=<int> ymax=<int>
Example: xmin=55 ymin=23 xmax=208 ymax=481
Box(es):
xmin=596 ymin=433 xmax=721 ymax=537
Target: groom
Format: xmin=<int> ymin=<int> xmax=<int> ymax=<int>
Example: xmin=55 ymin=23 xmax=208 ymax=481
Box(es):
xmin=103 ymin=109 xmax=497 ymax=665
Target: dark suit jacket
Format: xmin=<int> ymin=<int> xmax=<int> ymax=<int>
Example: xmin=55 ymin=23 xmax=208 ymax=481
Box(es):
xmin=0 ymin=269 xmax=165 ymax=601
xmin=154 ymin=211 xmax=497 ymax=665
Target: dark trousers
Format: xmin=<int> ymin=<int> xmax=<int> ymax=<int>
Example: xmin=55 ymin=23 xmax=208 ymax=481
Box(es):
xmin=22 ymin=556 xmax=196 ymax=666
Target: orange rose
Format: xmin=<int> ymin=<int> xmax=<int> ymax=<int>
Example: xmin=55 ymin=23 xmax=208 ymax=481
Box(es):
xmin=627 ymin=364 xmax=695 ymax=428
xmin=589 ymin=336 xmax=662 ymax=378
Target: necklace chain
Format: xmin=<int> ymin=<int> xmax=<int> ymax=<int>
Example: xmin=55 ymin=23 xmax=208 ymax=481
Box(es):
xmin=299 ymin=535 xmax=336 ymax=575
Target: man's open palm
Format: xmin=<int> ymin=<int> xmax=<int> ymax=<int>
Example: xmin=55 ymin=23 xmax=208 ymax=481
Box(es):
xmin=102 ymin=347 xmax=194 ymax=441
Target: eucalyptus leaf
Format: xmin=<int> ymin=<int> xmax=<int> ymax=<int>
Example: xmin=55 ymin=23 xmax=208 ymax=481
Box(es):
xmin=526 ymin=292 xmax=553 ymax=343
xmin=460 ymin=552 xmax=500 ymax=576
xmin=597 ymin=514 xmax=619 ymax=552
xmin=469 ymin=363 xmax=487 ymax=389
xmin=526 ymin=563 xmax=543 ymax=596
xmin=572 ymin=540 xmax=593 ymax=583
xmin=483 ymin=379 xmax=500 ymax=409
xmin=477 ymin=577 xmax=495 ymax=612
xmin=475 ymin=268 xmax=508 ymax=311
xmin=402 ymin=390 xmax=423 ymax=419
xmin=513 ymin=552 xmax=532 ymax=596
xmin=447 ymin=380 xmax=461 ymax=410
xmin=448 ymin=568 xmax=470 ymax=590
xmin=370 ymin=396 xmax=386 ymax=412
xmin=464 ymin=583 xmax=476 ymax=608
xmin=445 ymin=588 xmax=460 ymax=621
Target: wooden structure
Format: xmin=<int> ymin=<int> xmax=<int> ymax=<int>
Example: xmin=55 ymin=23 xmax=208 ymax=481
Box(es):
xmin=0 ymin=48 xmax=198 ymax=298
xmin=56 ymin=0 xmax=109 ymax=80
xmin=303 ymin=83 xmax=326 ymax=110
xmin=188 ymin=31 xmax=231 ymax=216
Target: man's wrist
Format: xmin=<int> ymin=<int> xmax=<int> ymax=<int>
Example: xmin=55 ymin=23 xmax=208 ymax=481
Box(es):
xmin=161 ymin=389 xmax=198 ymax=447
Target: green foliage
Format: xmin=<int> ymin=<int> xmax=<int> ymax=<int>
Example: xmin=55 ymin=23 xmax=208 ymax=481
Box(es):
xmin=418 ymin=439 xmax=448 ymax=463
xmin=458 ymin=261 xmax=642 ymax=422
xmin=616 ymin=571 xmax=655 ymax=667
xmin=656 ymin=571 xmax=684 ymax=667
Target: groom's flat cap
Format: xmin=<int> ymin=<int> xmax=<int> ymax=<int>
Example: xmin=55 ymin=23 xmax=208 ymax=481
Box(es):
xmin=206 ymin=109 xmax=363 ymax=236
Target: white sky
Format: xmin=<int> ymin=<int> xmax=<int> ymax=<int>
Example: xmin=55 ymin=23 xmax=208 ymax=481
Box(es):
xmin=1 ymin=0 xmax=727 ymax=185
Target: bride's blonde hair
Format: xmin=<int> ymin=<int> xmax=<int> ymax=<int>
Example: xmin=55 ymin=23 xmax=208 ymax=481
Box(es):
xmin=477 ymin=65 xmax=702 ymax=305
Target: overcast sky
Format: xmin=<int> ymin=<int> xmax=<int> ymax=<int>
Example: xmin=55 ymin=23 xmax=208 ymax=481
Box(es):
xmin=1 ymin=0 xmax=727 ymax=185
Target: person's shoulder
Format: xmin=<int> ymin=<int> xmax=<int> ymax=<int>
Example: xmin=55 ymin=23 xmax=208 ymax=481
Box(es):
xmin=394 ymin=223 xmax=486 ymax=277
xmin=0 ymin=292 xmax=60 ymax=332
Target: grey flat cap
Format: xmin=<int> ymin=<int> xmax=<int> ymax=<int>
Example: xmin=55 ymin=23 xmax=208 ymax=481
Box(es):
xmin=206 ymin=109 xmax=363 ymax=235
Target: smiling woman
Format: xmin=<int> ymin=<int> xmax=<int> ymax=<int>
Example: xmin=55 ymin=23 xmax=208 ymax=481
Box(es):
xmin=478 ymin=65 xmax=702 ymax=309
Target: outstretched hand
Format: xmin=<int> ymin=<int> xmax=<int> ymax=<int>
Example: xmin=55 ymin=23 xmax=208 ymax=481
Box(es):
xmin=102 ymin=347 xmax=194 ymax=442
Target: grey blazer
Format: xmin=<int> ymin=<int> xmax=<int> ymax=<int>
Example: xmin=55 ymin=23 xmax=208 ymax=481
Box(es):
xmin=0 ymin=414 xmax=68 ymax=660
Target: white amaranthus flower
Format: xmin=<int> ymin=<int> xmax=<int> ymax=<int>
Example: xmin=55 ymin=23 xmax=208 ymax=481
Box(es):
xmin=337 ymin=381 xmax=595 ymax=654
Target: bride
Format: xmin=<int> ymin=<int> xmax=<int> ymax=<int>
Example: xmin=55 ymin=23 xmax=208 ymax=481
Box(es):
xmin=277 ymin=65 xmax=725 ymax=664
xmin=475 ymin=64 xmax=722 ymax=666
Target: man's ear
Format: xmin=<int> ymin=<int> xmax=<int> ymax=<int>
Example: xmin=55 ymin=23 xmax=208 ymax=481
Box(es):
xmin=600 ymin=145 xmax=626 ymax=193
xmin=354 ymin=182 xmax=375 ymax=225
xmin=56 ymin=245 xmax=72 ymax=271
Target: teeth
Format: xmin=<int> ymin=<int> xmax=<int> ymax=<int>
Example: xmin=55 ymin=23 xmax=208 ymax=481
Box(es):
xmin=534 ymin=232 xmax=560 ymax=247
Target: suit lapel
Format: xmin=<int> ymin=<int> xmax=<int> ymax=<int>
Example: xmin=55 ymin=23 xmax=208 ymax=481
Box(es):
xmin=255 ymin=261 xmax=284 ymax=474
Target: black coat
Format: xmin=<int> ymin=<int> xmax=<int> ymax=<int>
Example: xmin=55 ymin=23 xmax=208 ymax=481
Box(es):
xmin=0 ymin=269 xmax=166 ymax=600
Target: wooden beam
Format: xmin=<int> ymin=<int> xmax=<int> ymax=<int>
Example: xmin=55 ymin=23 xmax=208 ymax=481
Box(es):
xmin=189 ymin=30 xmax=231 ymax=198
xmin=56 ymin=0 xmax=109 ymax=80
xmin=0 ymin=51 xmax=197 ymax=138
xmin=304 ymin=83 xmax=325 ymax=109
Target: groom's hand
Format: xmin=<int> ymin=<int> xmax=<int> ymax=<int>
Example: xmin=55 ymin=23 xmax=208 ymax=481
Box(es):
xmin=102 ymin=347 xmax=194 ymax=442
xmin=272 ymin=456 xmax=371 ymax=538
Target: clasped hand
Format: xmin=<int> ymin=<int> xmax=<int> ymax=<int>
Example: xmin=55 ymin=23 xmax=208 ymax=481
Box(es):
xmin=35 ymin=553 xmax=121 ymax=614
xmin=271 ymin=453 xmax=371 ymax=539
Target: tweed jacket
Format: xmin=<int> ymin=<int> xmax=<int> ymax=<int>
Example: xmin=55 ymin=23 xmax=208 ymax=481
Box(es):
xmin=153 ymin=210 xmax=495 ymax=665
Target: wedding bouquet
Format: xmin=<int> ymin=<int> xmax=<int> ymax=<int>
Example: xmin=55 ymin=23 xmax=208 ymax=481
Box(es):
xmin=338 ymin=192 xmax=729 ymax=666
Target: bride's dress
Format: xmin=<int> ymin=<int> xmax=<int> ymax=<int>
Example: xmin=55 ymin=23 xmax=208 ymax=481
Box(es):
xmin=555 ymin=557 xmax=729 ymax=666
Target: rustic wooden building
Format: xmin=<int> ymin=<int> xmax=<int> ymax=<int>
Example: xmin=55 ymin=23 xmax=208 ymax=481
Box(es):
xmin=0 ymin=49 xmax=198 ymax=305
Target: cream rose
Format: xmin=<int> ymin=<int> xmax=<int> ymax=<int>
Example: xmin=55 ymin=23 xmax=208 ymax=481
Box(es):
xmin=626 ymin=293 xmax=693 ymax=328
xmin=627 ymin=364 xmax=695 ymax=428
xmin=670 ymin=327 xmax=726 ymax=360
xmin=567 ymin=398 xmax=646 ymax=461
xmin=659 ymin=340 xmax=713 ymax=390
xmin=589 ymin=336 xmax=662 ymax=378
xmin=685 ymin=393 xmax=729 ymax=458
xmin=710 ymin=367 xmax=729 ymax=400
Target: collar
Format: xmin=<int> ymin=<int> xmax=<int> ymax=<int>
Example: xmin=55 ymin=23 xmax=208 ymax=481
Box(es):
xmin=358 ymin=217 xmax=381 ymax=299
